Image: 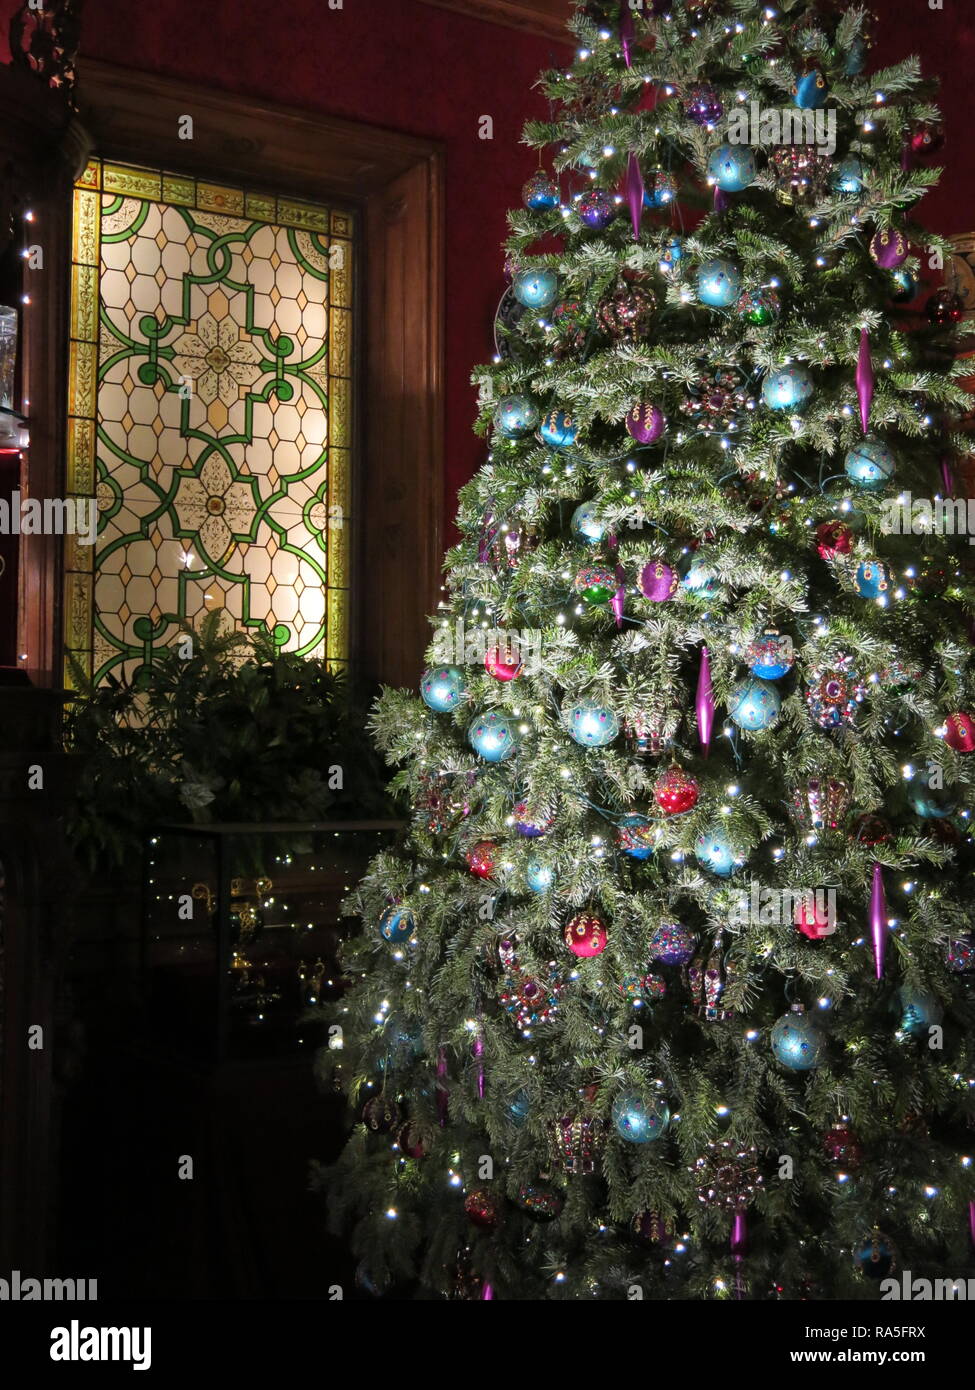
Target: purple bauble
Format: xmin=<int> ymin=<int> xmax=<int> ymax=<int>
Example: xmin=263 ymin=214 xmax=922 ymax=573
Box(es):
xmin=649 ymin=921 xmax=697 ymax=966
xmin=869 ymin=228 xmax=909 ymax=269
xmin=626 ymin=402 xmax=665 ymax=444
xmin=577 ymin=188 xmax=617 ymax=230
xmin=640 ymin=559 xmax=678 ymax=602
xmin=684 ymin=83 xmax=724 ymax=127
xmin=513 ymin=799 xmax=553 ymax=838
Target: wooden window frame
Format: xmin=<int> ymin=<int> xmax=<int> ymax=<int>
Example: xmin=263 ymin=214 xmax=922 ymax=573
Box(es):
xmin=71 ymin=59 xmax=444 ymax=693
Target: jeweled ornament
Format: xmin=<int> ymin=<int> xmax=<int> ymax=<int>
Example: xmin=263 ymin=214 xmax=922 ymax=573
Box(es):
xmin=516 ymin=1183 xmax=564 ymax=1221
xmin=695 ymin=829 xmax=741 ymax=877
xmin=681 ymin=365 xmax=755 ymax=432
xmin=684 ymin=83 xmax=723 ymax=126
xmin=577 ymin=187 xmax=616 ymax=230
xmin=823 ymin=1120 xmax=863 ymax=1171
xmin=729 ymin=677 xmax=782 ymax=731
xmin=464 ymin=1188 xmax=501 ymax=1228
xmin=362 ymin=1095 xmax=402 ymax=1133
xmin=632 ymin=1210 xmax=672 ymax=1248
xmin=571 ymin=501 xmax=605 ymax=545
xmin=947 ymin=936 xmax=975 ymax=971
xmin=379 ymin=906 xmax=416 ymax=945
xmin=484 ymin=643 xmax=523 ymax=681
xmin=464 ymin=839 xmax=498 ymax=879
xmin=793 ymin=69 xmax=829 ymax=110
xmin=910 ymin=120 xmax=945 ymax=157
xmin=853 ymin=558 xmax=891 ymax=599
xmin=747 ymin=628 xmax=794 ymax=679
xmin=564 ymin=911 xmax=609 ymax=958
xmin=512 ymin=267 xmax=558 ymax=310
xmin=852 ymin=812 xmax=891 ymax=845
xmin=762 ymin=363 xmax=813 ymax=411
xmin=869 ymin=228 xmax=909 ymax=269
xmin=831 ymin=155 xmax=868 ymax=194
xmin=890 ymin=268 xmax=918 ymax=302
xmin=660 ymin=235 xmax=683 ymax=271
xmin=619 ymin=972 xmax=666 ymax=1003
xmin=794 ymin=891 xmax=837 ymax=940
xmin=612 ymin=1092 xmax=670 ymax=1143
xmin=790 ymin=776 xmax=851 ymax=832
xmin=805 ymin=658 xmax=865 ymax=729
xmin=526 ymin=859 xmax=555 ymax=894
xmin=640 ymin=558 xmax=679 ymax=602
xmin=494 ymin=394 xmax=539 ymax=438
xmin=420 ymin=664 xmax=468 ymax=712
xmin=945 ymin=712 xmax=975 ymax=752
xmin=706 ymin=144 xmax=757 ymax=192
xmin=469 ymin=711 xmax=519 ymax=762
xmin=854 ymin=1231 xmax=897 ymax=1281
xmin=768 ymin=145 xmax=831 ymax=203
xmin=697 ymin=257 xmax=741 ymax=308
xmin=654 ymin=765 xmax=699 ymax=815
xmin=626 ymin=401 xmax=665 ymax=444
xmin=522 ymin=171 xmax=560 ymax=210
xmin=643 ymin=168 xmax=677 ymax=207
xmin=771 ymin=1004 xmax=825 ymax=1071
xmin=845 ymin=437 xmax=895 ymax=490
xmin=926 ymin=288 xmax=964 ymax=326
xmin=538 ymin=408 xmax=577 ymax=449
xmin=597 ymin=275 xmax=657 ymax=341
xmin=548 ymin=1111 xmax=607 ymax=1175
xmin=513 ymin=801 xmax=553 ymax=838
xmin=551 ymin=299 xmax=588 ymax=357
xmin=616 ymin=813 xmax=658 ymax=859
xmin=907 ymin=782 xmax=957 ymax=819
xmin=898 ymin=986 xmax=944 ymax=1035
xmin=565 ymin=700 xmax=619 ymax=748
xmin=815 ymin=519 xmax=854 ymax=558
xmin=690 ymin=1139 xmax=764 ymax=1209
xmin=649 ymin=920 xmax=697 ymax=966
xmin=574 ymin=563 xmax=616 ymax=605
xmin=737 ymin=287 xmax=781 ymax=326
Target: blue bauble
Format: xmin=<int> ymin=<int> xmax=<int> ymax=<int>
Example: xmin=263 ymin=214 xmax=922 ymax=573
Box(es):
xmin=577 ymin=188 xmax=617 ymax=229
xmin=707 ymin=144 xmax=757 ymax=192
xmin=771 ymin=1007 xmax=825 ymax=1071
xmin=508 ymin=1088 xmax=531 ymax=1126
xmin=616 ymin=813 xmax=657 ymax=860
xmin=611 ymin=1092 xmax=670 ymax=1143
xmin=571 ymin=501 xmax=606 ymax=545
xmin=845 ymin=438 xmax=895 ymax=490
xmin=762 ymin=364 xmax=814 ymax=411
xmin=526 ymin=859 xmax=555 ymax=894
xmin=682 ymin=558 xmax=720 ymax=595
xmin=898 ymin=986 xmax=943 ymax=1036
xmin=695 ymin=829 xmax=741 ymax=877
xmin=890 ymin=269 xmax=918 ymax=303
xmin=538 ymin=408 xmax=578 ymax=449
xmin=832 ymin=156 xmax=868 ymax=194
xmin=494 ymin=394 xmax=540 ymax=438
xmin=854 ymin=1234 xmax=896 ymax=1281
xmin=697 ymin=257 xmax=741 ymax=307
xmin=420 ymin=664 xmax=468 ymax=712
xmin=845 ymin=37 xmax=867 ymax=78
xmin=907 ymin=783 xmax=957 ymax=819
xmin=379 ymin=906 xmax=416 ymax=945
xmin=468 ymin=710 xmax=520 ymax=762
xmin=853 ymin=558 xmax=891 ymax=599
xmin=380 ymin=1015 xmax=423 ymax=1067
xmin=729 ymin=677 xmax=782 ymax=731
xmin=747 ymin=629 xmax=794 ymax=680
xmin=512 ymin=267 xmax=559 ymax=310
xmin=793 ymin=70 xmax=829 ymax=110
xmin=643 ymin=170 xmax=678 ymax=207
xmin=522 ymin=172 xmax=560 ymax=211
xmin=660 ymin=235 xmax=684 ymax=271
xmin=565 ymin=700 xmax=619 ymax=748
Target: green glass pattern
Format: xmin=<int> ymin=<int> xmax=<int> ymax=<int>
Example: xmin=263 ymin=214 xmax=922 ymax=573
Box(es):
xmin=65 ymin=159 xmax=353 ymax=687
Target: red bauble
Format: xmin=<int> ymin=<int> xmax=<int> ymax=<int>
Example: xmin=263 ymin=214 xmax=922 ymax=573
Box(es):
xmin=485 ymin=644 xmax=523 ymax=681
xmin=361 ymin=1096 xmax=402 ymax=1134
xmin=397 ymin=1120 xmax=426 ymax=1159
xmin=465 ymin=839 xmax=498 ymax=878
xmin=653 ymin=765 xmax=699 ymax=815
xmin=823 ymin=1121 xmax=863 ymax=1171
xmin=926 ymin=289 xmax=964 ymax=326
xmin=945 ymin=712 xmax=975 ymax=752
xmin=851 ymin=813 xmax=891 ymax=846
xmin=564 ymin=912 xmax=609 ymax=958
xmin=794 ymin=893 xmax=837 ymax=940
xmin=464 ymin=1188 xmax=501 ymax=1228
xmin=910 ymin=120 xmax=945 ymax=157
xmin=815 ymin=520 xmax=854 ymax=559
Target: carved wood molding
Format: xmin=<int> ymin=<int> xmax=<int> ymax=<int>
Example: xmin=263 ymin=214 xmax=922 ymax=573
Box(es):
xmin=416 ymin=0 xmax=571 ymax=40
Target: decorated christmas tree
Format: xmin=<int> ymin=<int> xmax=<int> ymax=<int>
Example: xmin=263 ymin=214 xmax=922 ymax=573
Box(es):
xmin=317 ymin=0 xmax=975 ymax=1300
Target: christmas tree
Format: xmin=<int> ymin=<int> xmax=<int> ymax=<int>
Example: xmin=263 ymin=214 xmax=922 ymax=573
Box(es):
xmin=317 ymin=0 xmax=975 ymax=1300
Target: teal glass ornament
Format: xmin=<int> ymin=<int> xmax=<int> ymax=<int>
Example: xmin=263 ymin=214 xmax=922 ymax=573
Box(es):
xmin=565 ymin=700 xmax=619 ymax=748
xmin=771 ymin=1005 xmax=825 ymax=1070
xmin=611 ymin=1092 xmax=670 ymax=1143
xmin=706 ymin=144 xmax=757 ymax=192
xmin=508 ymin=1088 xmax=531 ymax=1125
xmin=538 ymin=408 xmax=577 ymax=449
xmin=615 ymin=813 xmax=657 ymax=860
xmin=379 ymin=907 xmax=416 ymax=945
xmin=890 ymin=269 xmax=918 ymax=303
xmin=469 ymin=710 xmax=519 ymax=762
xmin=682 ymin=558 xmax=720 ymax=595
xmin=845 ymin=37 xmax=867 ymax=77
xmin=854 ymin=1233 xmax=896 ymax=1281
xmin=898 ymin=986 xmax=943 ymax=1036
xmin=495 ymin=394 xmax=540 ymax=438
xmin=643 ymin=169 xmax=678 ymax=207
xmin=695 ymin=829 xmax=741 ymax=877
xmin=907 ymin=782 xmax=957 ymax=819
xmin=697 ymin=257 xmax=741 ymax=308
xmin=571 ymin=501 xmax=606 ymax=545
xmin=379 ymin=1016 xmax=423 ymax=1068
xmin=420 ymin=664 xmax=468 ymax=712
xmin=660 ymin=235 xmax=684 ymax=271
xmin=832 ymin=156 xmax=868 ymax=194
xmin=793 ymin=70 xmax=829 ymax=110
xmin=845 ymin=438 xmax=895 ymax=490
xmin=522 ymin=172 xmax=559 ymax=211
xmin=729 ymin=677 xmax=782 ymax=731
xmin=853 ymin=558 xmax=891 ymax=599
xmin=526 ymin=859 xmax=555 ymax=894
xmin=512 ymin=267 xmax=559 ymax=310
xmin=762 ymin=364 xmax=814 ymax=411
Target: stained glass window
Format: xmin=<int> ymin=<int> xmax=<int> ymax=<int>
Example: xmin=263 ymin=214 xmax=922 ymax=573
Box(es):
xmin=65 ymin=159 xmax=353 ymax=686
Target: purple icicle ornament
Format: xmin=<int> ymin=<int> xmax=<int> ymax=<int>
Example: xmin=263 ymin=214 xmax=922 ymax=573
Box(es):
xmin=697 ymin=646 xmax=714 ymax=756
xmin=856 ymin=328 xmax=874 ymax=434
xmin=625 ymin=153 xmax=644 ymax=241
xmin=870 ymin=862 xmax=887 ymax=980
